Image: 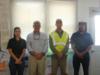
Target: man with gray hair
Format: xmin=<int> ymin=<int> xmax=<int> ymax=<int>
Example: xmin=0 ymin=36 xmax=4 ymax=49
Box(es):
xmin=27 ymin=21 xmax=48 ymax=75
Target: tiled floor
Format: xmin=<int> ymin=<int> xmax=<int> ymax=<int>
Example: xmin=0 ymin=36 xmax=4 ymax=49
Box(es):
xmin=0 ymin=52 xmax=84 ymax=75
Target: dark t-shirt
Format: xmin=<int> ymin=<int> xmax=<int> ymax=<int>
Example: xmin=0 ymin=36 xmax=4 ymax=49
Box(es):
xmin=7 ymin=38 xmax=26 ymax=60
xmin=71 ymin=31 xmax=93 ymax=52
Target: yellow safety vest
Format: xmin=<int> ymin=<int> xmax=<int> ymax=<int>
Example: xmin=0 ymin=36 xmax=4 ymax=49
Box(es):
xmin=50 ymin=31 xmax=69 ymax=53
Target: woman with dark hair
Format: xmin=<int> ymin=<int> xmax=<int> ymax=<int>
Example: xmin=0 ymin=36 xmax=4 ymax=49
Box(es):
xmin=7 ymin=27 xmax=26 ymax=75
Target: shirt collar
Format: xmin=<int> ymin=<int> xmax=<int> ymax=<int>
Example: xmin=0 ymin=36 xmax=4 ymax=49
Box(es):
xmin=33 ymin=31 xmax=40 ymax=35
xmin=56 ymin=30 xmax=63 ymax=34
xmin=13 ymin=37 xmax=21 ymax=42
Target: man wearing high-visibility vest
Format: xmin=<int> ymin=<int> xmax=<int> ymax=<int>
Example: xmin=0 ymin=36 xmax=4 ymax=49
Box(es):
xmin=49 ymin=19 xmax=69 ymax=75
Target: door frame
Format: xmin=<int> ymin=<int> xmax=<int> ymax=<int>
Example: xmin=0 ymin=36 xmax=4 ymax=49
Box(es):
xmin=89 ymin=7 xmax=100 ymax=75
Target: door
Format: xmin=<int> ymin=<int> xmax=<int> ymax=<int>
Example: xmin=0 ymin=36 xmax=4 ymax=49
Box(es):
xmin=89 ymin=8 xmax=100 ymax=75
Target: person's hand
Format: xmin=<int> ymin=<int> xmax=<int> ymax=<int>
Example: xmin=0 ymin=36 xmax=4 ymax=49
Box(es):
xmin=57 ymin=53 xmax=64 ymax=59
xmin=77 ymin=52 xmax=84 ymax=59
xmin=15 ymin=59 xmax=22 ymax=64
xmin=35 ymin=52 xmax=44 ymax=60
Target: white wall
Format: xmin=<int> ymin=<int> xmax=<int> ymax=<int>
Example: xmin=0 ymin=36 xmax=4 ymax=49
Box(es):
xmin=0 ymin=0 xmax=100 ymax=48
xmin=77 ymin=0 xmax=100 ymax=32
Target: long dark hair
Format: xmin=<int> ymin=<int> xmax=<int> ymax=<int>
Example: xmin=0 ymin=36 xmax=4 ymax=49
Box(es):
xmin=14 ymin=27 xmax=21 ymax=38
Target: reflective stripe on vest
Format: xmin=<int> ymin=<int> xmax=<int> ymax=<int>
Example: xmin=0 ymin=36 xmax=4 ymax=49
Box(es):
xmin=50 ymin=31 xmax=69 ymax=53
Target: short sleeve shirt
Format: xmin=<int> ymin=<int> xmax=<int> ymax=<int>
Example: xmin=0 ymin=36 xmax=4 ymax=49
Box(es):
xmin=7 ymin=38 xmax=26 ymax=59
xmin=71 ymin=32 xmax=93 ymax=52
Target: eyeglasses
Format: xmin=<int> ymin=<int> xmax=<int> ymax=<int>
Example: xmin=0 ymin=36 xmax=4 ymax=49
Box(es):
xmin=33 ymin=33 xmax=40 ymax=40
